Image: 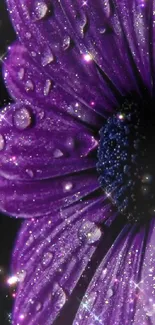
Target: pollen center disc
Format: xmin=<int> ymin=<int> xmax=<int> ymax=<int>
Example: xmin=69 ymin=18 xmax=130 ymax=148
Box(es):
xmin=97 ymin=98 xmax=155 ymax=223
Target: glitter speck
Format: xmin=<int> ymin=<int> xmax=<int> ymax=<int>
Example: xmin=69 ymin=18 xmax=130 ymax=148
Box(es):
xmin=83 ymin=53 xmax=93 ymax=62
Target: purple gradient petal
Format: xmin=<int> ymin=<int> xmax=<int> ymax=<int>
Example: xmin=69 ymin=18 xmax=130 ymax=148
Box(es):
xmin=0 ymin=103 xmax=100 ymax=218
xmin=6 ymin=1 xmax=118 ymax=116
xmin=59 ymin=0 xmax=142 ymax=94
xmin=3 ymin=43 xmax=107 ymax=129
xmin=74 ymin=222 xmax=155 ymax=325
xmin=11 ymin=208 xmax=104 ymax=325
xmin=114 ymin=0 xmax=152 ymax=92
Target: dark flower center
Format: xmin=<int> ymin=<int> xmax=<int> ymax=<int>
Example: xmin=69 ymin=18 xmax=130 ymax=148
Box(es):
xmin=97 ymin=97 xmax=155 ymax=223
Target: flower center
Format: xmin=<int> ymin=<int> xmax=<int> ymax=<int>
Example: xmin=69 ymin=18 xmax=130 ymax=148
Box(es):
xmin=97 ymin=98 xmax=155 ymax=223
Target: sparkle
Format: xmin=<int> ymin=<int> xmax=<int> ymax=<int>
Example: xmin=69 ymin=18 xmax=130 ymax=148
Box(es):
xmin=83 ymin=53 xmax=93 ymax=62
xmin=118 ymin=113 xmax=125 ymax=120
xmin=19 ymin=314 xmax=25 ymax=320
xmin=82 ymin=0 xmax=88 ymax=6
xmin=7 ymin=275 xmax=18 ymax=286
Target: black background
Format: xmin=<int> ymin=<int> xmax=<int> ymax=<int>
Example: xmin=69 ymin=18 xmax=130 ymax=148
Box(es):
xmin=0 ymin=1 xmax=21 ymax=324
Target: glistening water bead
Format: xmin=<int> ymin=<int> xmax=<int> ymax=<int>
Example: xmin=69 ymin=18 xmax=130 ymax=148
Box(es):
xmin=97 ymin=98 xmax=155 ymax=223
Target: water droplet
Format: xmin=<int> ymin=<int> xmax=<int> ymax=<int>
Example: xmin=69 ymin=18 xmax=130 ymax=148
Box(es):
xmin=44 ymin=79 xmax=52 ymax=96
xmin=99 ymin=27 xmax=106 ymax=34
xmin=63 ymin=182 xmax=73 ymax=192
xmin=26 ymin=234 xmax=34 ymax=246
xmin=53 ymin=149 xmax=64 ymax=158
xmin=25 ymin=80 xmax=34 ymax=92
xmin=103 ymin=0 xmax=111 ymax=18
xmin=41 ymin=48 xmax=54 ymax=67
xmin=26 ymin=169 xmax=34 ymax=178
xmin=17 ymin=270 xmax=26 ymax=282
xmin=52 ymin=283 xmax=67 ymax=309
xmin=42 ymin=252 xmax=53 ymax=267
xmin=18 ymin=68 xmax=25 ymax=80
xmin=107 ymin=288 xmax=114 ymax=298
xmin=68 ymin=102 xmax=83 ymax=119
xmin=34 ymin=1 xmax=48 ymax=20
xmin=36 ymin=302 xmax=42 ymax=312
xmin=83 ymin=291 xmax=97 ymax=308
xmin=63 ymin=36 xmax=71 ymax=51
xmin=14 ymin=108 xmax=32 ymax=130
xmin=79 ymin=221 xmax=102 ymax=244
xmin=0 ymin=134 xmax=5 ymax=151
xmin=101 ymin=268 xmax=108 ymax=280
xmin=79 ymin=13 xmax=88 ymax=37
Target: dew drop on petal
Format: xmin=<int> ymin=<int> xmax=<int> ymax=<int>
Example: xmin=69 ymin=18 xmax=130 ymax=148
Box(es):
xmin=103 ymin=0 xmax=111 ymax=18
xmin=79 ymin=13 xmax=88 ymax=37
xmin=42 ymin=252 xmax=53 ymax=267
xmin=41 ymin=48 xmax=54 ymax=67
xmin=25 ymin=80 xmax=34 ymax=92
xmin=17 ymin=270 xmax=26 ymax=282
xmin=44 ymin=79 xmax=52 ymax=96
xmin=36 ymin=302 xmax=42 ymax=312
xmin=52 ymin=283 xmax=67 ymax=309
xmin=14 ymin=108 xmax=32 ymax=130
xmin=107 ymin=288 xmax=114 ymax=298
xmin=79 ymin=221 xmax=102 ymax=244
xmin=53 ymin=149 xmax=64 ymax=158
xmin=26 ymin=234 xmax=34 ymax=246
xmin=83 ymin=291 xmax=97 ymax=308
xmin=99 ymin=27 xmax=107 ymax=34
xmin=101 ymin=268 xmax=108 ymax=280
xmin=34 ymin=1 xmax=48 ymax=20
xmin=63 ymin=36 xmax=71 ymax=51
xmin=0 ymin=134 xmax=5 ymax=151
xmin=26 ymin=169 xmax=34 ymax=178
xmin=18 ymin=68 xmax=25 ymax=80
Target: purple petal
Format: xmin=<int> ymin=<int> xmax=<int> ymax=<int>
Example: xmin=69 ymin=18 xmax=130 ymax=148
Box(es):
xmin=6 ymin=1 xmax=118 ymax=116
xmin=0 ymin=103 xmax=99 ymax=218
xmin=114 ymin=0 xmax=152 ymax=92
xmin=74 ymin=221 xmax=155 ymax=325
xmin=11 ymin=207 xmax=104 ymax=325
xmin=3 ymin=43 xmax=107 ymax=129
xmin=134 ymin=220 xmax=155 ymax=324
xmin=57 ymin=0 xmax=142 ymax=94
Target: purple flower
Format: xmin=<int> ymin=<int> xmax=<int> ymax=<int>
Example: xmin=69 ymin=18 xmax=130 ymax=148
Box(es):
xmin=1 ymin=0 xmax=155 ymax=324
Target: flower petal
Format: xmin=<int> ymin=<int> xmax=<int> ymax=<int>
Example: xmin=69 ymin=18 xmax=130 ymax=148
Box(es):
xmin=6 ymin=1 xmax=118 ymax=116
xmin=11 ymin=207 xmax=104 ymax=325
xmin=114 ymin=0 xmax=152 ymax=92
xmin=3 ymin=42 xmax=113 ymax=127
xmin=60 ymin=0 xmax=141 ymax=94
xmin=74 ymin=221 xmax=155 ymax=325
xmin=0 ymin=103 xmax=99 ymax=218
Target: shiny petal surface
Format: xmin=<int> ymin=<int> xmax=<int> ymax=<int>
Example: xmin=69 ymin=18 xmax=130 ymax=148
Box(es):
xmin=11 ymin=206 xmax=104 ymax=325
xmin=114 ymin=0 xmax=152 ymax=92
xmin=3 ymin=42 xmax=110 ymax=127
xmin=0 ymin=103 xmax=99 ymax=218
xmin=6 ymin=0 xmax=153 ymax=94
xmin=6 ymin=1 xmax=118 ymax=116
xmin=74 ymin=221 xmax=155 ymax=325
